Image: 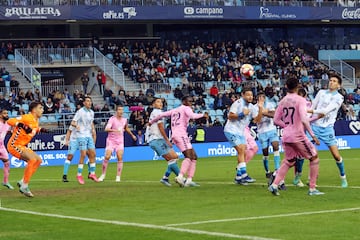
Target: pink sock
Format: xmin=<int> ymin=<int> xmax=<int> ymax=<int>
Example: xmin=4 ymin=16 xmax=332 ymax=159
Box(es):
xmin=180 ymin=158 xmax=191 ymax=176
xmin=309 ymin=158 xmax=319 ymax=189
xmin=245 ymin=148 xmax=257 ymax=163
xmin=102 ymin=159 xmax=109 ymax=175
xmin=187 ymin=160 xmax=197 ymax=179
xmin=273 ymin=159 xmax=293 ymax=185
xmin=3 ymin=161 xmax=10 ymax=183
xmin=117 ymin=162 xmax=123 ymax=176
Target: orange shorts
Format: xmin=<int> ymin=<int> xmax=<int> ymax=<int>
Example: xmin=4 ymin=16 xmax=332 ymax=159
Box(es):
xmin=7 ymin=145 xmax=34 ymax=159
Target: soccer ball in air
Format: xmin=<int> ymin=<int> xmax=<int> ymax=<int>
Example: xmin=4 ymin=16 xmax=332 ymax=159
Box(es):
xmin=240 ymin=64 xmax=255 ymax=78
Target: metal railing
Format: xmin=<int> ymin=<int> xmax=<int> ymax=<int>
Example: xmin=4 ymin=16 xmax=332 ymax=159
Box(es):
xmin=14 ymin=49 xmax=42 ymax=93
xmin=322 ymin=54 xmax=356 ymax=85
xmin=15 ymin=48 xmax=94 ymax=66
xmin=0 ymin=0 xmax=344 ymax=7
xmin=93 ymin=48 xmax=125 ymax=93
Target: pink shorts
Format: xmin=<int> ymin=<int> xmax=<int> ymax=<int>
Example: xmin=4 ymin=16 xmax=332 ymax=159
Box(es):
xmin=172 ymin=135 xmax=192 ymax=152
xmin=283 ymin=139 xmax=317 ymax=160
xmin=105 ymin=139 xmax=124 ymax=153
xmin=245 ymin=127 xmax=257 ymax=151
xmin=0 ymin=145 xmax=9 ymax=160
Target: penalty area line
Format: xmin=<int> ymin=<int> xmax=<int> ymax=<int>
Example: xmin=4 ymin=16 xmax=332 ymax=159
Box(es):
xmin=166 ymin=207 xmax=360 ymax=227
xmin=0 ymin=206 xmax=280 ymax=240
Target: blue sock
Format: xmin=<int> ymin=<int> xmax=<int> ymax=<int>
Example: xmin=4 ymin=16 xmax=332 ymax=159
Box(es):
xmin=63 ymin=160 xmax=70 ymax=175
xmin=263 ymin=156 xmax=269 ymax=173
xmin=274 ymin=151 xmax=280 ymax=170
xmin=237 ymin=162 xmax=247 ymax=178
xmin=89 ymin=163 xmax=96 ymax=174
xmin=296 ymin=158 xmax=304 ymax=174
xmin=164 ymin=165 xmax=171 ymax=178
xmin=169 ymin=162 xmax=180 ymax=175
xmin=336 ymin=159 xmax=345 ymax=177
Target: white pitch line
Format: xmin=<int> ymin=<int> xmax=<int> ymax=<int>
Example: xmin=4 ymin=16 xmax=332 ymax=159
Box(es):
xmin=0 ymin=207 xmax=279 ymax=240
xmin=166 ymin=207 xmax=360 ymax=227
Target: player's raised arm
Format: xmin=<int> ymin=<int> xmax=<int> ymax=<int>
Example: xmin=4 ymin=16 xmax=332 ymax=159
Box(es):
xmin=149 ymin=109 xmax=173 ymax=125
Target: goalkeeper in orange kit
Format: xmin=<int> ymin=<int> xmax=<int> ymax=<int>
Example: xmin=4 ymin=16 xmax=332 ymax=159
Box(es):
xmin=7 ymin=101 xmax=48 ymax=197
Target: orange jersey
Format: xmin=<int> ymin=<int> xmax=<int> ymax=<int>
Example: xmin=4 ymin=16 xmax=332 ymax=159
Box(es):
xmin=7 ymin=113 xmax=40 ymax=147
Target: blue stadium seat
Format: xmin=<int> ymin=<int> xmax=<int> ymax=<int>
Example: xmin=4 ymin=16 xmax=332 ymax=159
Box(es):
xmin=55 ymin=54 xmax=62 ymax=60
xmin=174 ymin=99 xmax=181 ymax=107
xmin=22 ymin=103 xmax=29 ymax=112
xmin=7 ymin=54 xmax=15 ymax=61
xmin=48 ymin=115 xmax=57 ymax=123
xmin=106 ymin=53 xmax=113 ymax=60
xmin=216 ymin=109 xmax=223 ymax=115
xmin=40 ymin=116 xmax=48 ymax=123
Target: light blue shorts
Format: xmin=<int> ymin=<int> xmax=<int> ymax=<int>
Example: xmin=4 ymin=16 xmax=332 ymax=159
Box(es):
xmin=258 ymin=129 xmax=279 ymax=149
xmin=224 ymin=132 xmax=246 ymax=147
xmin=77 ymin=137 xmax=95 ymax=151
xmin=149 ymin=139 xmax=171 ymax=157
xmin=311 ymin=125 xmax=337 ymax=147
xmin=67 ymin=140 xmax=79 ymax=155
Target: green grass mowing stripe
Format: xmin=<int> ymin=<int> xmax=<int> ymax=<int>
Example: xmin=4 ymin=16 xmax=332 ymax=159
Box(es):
xmin=165 ymin=207 xmax=360 ymax=227
xmin=29 ymin=179 xmax=360 ymax=189
xmin=0 ymin=206 xmax=280 ymax=240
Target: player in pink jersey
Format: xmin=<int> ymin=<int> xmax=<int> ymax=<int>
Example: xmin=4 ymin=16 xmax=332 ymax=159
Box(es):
xmin=99 ymin=105 xmax=137 ymax=182
xmin=0 ymin=108 xmax=14 ymax=189
xmin=149 ymin=96 xmax=206 ymax=187
xmin=268 ymin=77 xmax=323 ymax=196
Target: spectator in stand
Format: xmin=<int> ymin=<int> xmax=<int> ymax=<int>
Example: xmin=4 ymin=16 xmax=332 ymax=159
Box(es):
xmin=353 ymin=83 xmax=360 ymax=93
xmin=222 ymin=92 xmax=232 ymax=108
xmin=181 ymin=84 xmax=189 ymax=97
xmin=145 ymin=85 xmax=155 ymax=97
xmin=128 ymin=92 xmax=139 ymax=106
xmin=109 ymin=93 xmax=119 ymax=109
xmin=0 ymin=92 xmax=10 ymax=111
xmin=96 ymin=70 xmax=106 ymax=95
xmin=196 ymin=111 xmax=212 ymax=127
xmin=213 ymin=117 xmax=222 ymax=126
xmin=136 ymin=130 xmax=145 ymax=146
xmin=10 ymin=78 xmax=19 ymax=91
xmin=16 ymin=90 xmax=26 ymax=105
xmin=210 ymin=83 xmax=219 ymax=98
xmin=129 ymin=65 xmax=137 ymax=82
xmin=118 ymin=91 xmax=128 ymax=106
xmin=194 ymin=83 xmax=205 ymax=97
xmin=173 ymin=84 xmax=183 ymax=99
xmin=34 ymin=88 xmax=42 ymax=102
xmin=181 ymin=73 xmax=189 ymax=86
xmin=345 ymin=104 xmax=357 ymax=121
xmin=81 ymin=72 xmax=90 ymax=95
xmin=103 ymin=86 xmax=113 ymax=107
xmin=44 ymin=97 xmax=56 ymax=114
xmin=25 ymin=90 xmax=35 ymax=104
xmin=137 ymin=90 xmax=146 ymax=104
xmin=194 ymin=95 xmax=206 ymax=110
xmin=353 ymin=89 xmax=360 ymax=104
xmin=0 ymin=77 xmax=5 ymax=90
xmin=214 ymin=93 xmax=225 ymax=110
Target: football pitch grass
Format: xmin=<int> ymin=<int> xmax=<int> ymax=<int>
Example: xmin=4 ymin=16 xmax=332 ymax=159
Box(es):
xmin=0 ymin=149 xmax=359 ymax=240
